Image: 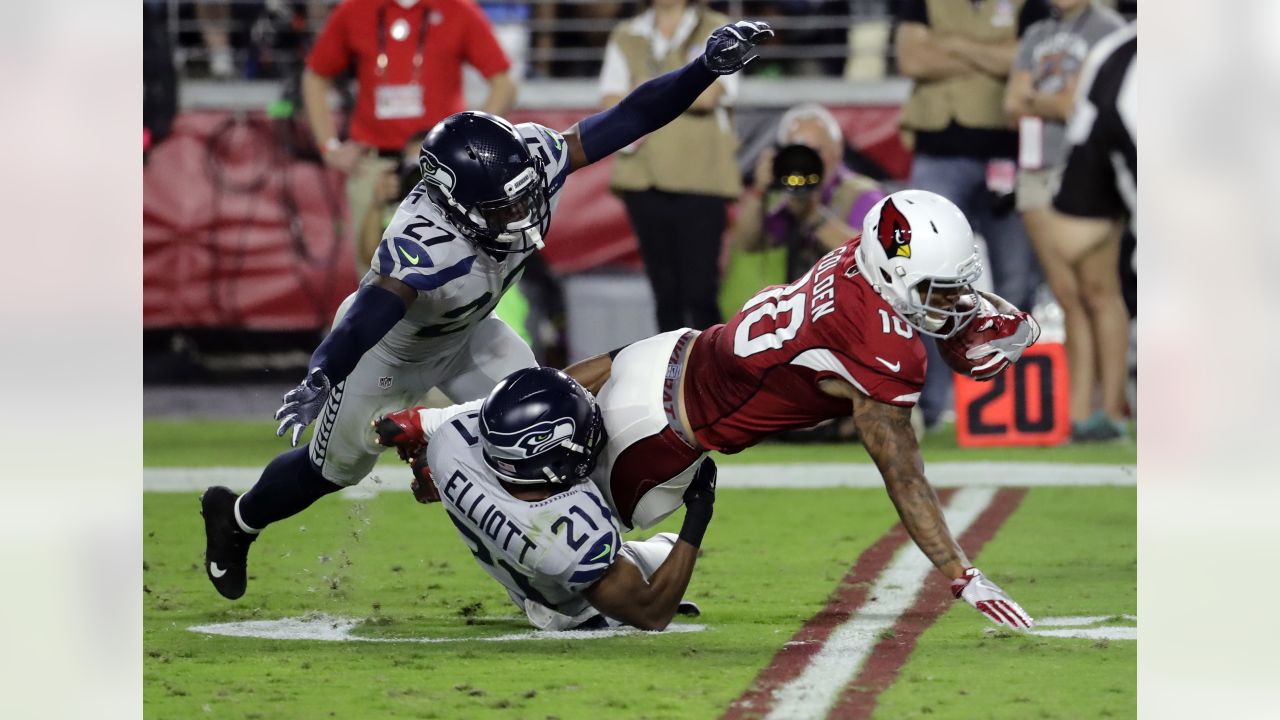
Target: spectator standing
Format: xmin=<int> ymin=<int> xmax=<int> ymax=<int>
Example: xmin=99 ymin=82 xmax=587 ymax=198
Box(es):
xmin=195 ymin=0 xmax=236 ymax=78
xmin=730 ymin=103 xmax=885 ymax=281
xmin=1051 ymin=22 xmax=1136 ymax=259
xmin=302 ymin=0 xmax=518 ymax=279
xmin=601 ymin=0 xmax=744 ymax=333
xmin=894 ymin=0 xmax=1051 ymax=428
xmin=1048 ymin=22 xmax=1137 ymax=440
xmin=1004 ymin=0 xmax=1125 ymax=441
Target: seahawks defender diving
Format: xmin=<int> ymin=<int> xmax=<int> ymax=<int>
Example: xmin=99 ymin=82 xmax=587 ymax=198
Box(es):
xmin=375 ymin=367 xmax=716 ymax=631
xmin=199 ymin=20 xmax=772 ymax=601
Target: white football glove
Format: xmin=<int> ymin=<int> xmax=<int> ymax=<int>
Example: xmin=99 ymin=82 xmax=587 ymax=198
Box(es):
xmin=965 ymin=291 xmax=1041 ymax=380
xmin=950 ymin=567 xmax=1034 ymax=630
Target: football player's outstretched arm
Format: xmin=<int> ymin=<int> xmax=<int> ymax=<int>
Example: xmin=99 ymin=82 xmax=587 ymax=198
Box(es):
xmin=274 ymin=275 xmax=417 ymax=446
xmin=835 ymin=382 xmax=1034 ymax=629
xmin=559 ymin=20 xmax=773 ymax=174
xmin=582 ymin=460 xmax=717 ymax=630
xmin=842 ymin=387 xmax=970 ymax=579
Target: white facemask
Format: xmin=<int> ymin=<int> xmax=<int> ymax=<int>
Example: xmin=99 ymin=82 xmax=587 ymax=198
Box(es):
xmin=498 ymin=215 xmax=545 ymax=251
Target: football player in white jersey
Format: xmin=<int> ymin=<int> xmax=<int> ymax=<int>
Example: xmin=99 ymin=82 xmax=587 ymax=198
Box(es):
xmin=200 ymin=20 xmax=773 ymax=601
xmin=378 ymin=367 xmax=717 ymax=631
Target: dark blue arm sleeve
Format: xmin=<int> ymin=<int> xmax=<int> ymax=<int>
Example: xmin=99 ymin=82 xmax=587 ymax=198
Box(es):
xmin=308 ymin=284 xmax=408 ymax=385
xmin=577 ymin=58 xmax=718 ymax=164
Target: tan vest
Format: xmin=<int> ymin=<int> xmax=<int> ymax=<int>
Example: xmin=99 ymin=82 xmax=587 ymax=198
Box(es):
xmin=899 ymin=0 xmax=1024 ymax=134
xmin=608 ymin=10 xmax=743 ymax=198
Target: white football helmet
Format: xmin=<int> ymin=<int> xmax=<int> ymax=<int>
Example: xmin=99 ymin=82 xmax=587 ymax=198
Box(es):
xmin=854 ymin=190 xmax=983 ymax=339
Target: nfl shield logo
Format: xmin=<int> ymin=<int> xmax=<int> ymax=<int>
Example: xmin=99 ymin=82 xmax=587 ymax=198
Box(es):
xmin=378 ymin=376 xmax=393 ymax=389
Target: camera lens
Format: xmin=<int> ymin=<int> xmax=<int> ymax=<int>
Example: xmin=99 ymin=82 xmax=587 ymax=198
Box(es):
xmin=771 ymin=143 xmax=824 ymax=193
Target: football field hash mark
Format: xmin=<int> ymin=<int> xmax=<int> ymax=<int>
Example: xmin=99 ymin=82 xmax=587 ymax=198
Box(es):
xmin=1026 ymin=615 xmax=1137 ymax=641
xmin=188 ymin=614 xmax=707 ymax=643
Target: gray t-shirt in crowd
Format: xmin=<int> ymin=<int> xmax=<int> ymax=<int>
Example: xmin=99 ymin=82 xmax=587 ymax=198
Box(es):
xmin=1015 ymin=2 xmax=1124 ymax=166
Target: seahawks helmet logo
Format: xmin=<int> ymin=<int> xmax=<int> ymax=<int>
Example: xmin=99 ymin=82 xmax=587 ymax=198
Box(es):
xmin=488 ymin=419 xmax=577 ymax=459
xmin=419 ymin=150 xmax=457 ymax=192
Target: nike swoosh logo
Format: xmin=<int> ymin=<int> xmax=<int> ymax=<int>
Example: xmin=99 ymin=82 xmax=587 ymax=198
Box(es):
xmin=875 ymin=357 xmax=901 ymax=373
xmin=209 ymin=562 xmax=227 ymax=578
xmin=590 ymin=543 xmax=612 ymax=562
xmin=398 ymin=245 xmax=420 ymax=265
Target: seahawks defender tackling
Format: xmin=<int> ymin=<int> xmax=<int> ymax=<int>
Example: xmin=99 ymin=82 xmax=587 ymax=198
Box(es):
xmin=200 ymin=20 xmax=774 ymax=600
xmin=377 ymin=367 xmax=716 ymax=631
xmin=388 ymin=190 xmax=1039 ymax=629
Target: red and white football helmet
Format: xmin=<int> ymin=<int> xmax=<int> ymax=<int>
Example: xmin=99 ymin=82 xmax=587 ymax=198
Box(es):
xmin=854 ymin=190 xmax=983 ymax=339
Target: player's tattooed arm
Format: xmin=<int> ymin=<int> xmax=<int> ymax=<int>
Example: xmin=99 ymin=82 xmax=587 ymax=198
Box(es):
xmin=562 ymin=351 xmax=614 ymax=395
xmin=843 ymin=387 xmax=971 ymax=580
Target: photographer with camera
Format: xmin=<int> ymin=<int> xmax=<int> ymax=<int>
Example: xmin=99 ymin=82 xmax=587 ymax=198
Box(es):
xmin=729 ymin=103 xmax=885 ymax=281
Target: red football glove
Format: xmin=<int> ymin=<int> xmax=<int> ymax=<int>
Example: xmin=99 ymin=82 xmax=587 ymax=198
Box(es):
xmin=407 ymin=446 xmax=440 ymax=504
xmin=372 ymin=407 xmax=428 ymax=461
xmin=950 ymin=567 xmax=1034 ymax=629
xmin=964 ymin=292 xmax=1041 ymax=381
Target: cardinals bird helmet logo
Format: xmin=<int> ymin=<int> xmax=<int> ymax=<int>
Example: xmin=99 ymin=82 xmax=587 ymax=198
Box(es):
xmin=877 ymin=198 xmax=912 ymax=259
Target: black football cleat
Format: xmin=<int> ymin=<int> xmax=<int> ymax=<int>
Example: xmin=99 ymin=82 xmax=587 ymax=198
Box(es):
xmin=200 ymin=486 xmax=258 ymax=600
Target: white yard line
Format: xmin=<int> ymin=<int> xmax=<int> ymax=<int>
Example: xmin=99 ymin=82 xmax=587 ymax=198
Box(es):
xmin=764 ymin=486 xmax=998 ymax=720
xmin=716 ymin=462 xmax=1133 ymax=488
xmin=143 ymin=462 xmax=1134 ymax=493
xmin=1029 ymin=627 xmax=1137 ymax=641
xmin=1035 ymin=614 xmax=1135 ymax=627
xmin=187 ymin=614 xmax=706 ymax=643
xmin=1026 ymin=615 xmax=1137 ymax=641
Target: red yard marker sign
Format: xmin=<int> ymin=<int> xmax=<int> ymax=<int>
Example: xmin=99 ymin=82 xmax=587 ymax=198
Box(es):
xmin=954 ymin=342 xmax=1070 ymax=447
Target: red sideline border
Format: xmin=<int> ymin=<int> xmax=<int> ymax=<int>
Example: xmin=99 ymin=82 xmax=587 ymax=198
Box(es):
xmin=722 ymin=488 xmax=1027 ymax=720
xmin=721 ymin=489 xmax=956 ymax=720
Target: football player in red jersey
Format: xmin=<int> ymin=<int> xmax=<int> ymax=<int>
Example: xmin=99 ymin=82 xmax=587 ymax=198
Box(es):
xmin=379 ymin=190 xmax=1039 ymax=629
xmin=563 ymin=189 xmax=1039 ymax=629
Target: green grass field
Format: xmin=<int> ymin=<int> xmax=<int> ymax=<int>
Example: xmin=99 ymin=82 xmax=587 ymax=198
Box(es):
xmin=143 ymin=419 xmax=1136 ymax=467
xmin=144 ymin=421 xmax=1136 ymax=719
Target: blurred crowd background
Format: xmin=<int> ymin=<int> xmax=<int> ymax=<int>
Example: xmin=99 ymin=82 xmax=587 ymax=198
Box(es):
xmin=143 ymin=0 xmax=1138 ymax=441
xmin=147 ymin=1 xmax=942 ymax=82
